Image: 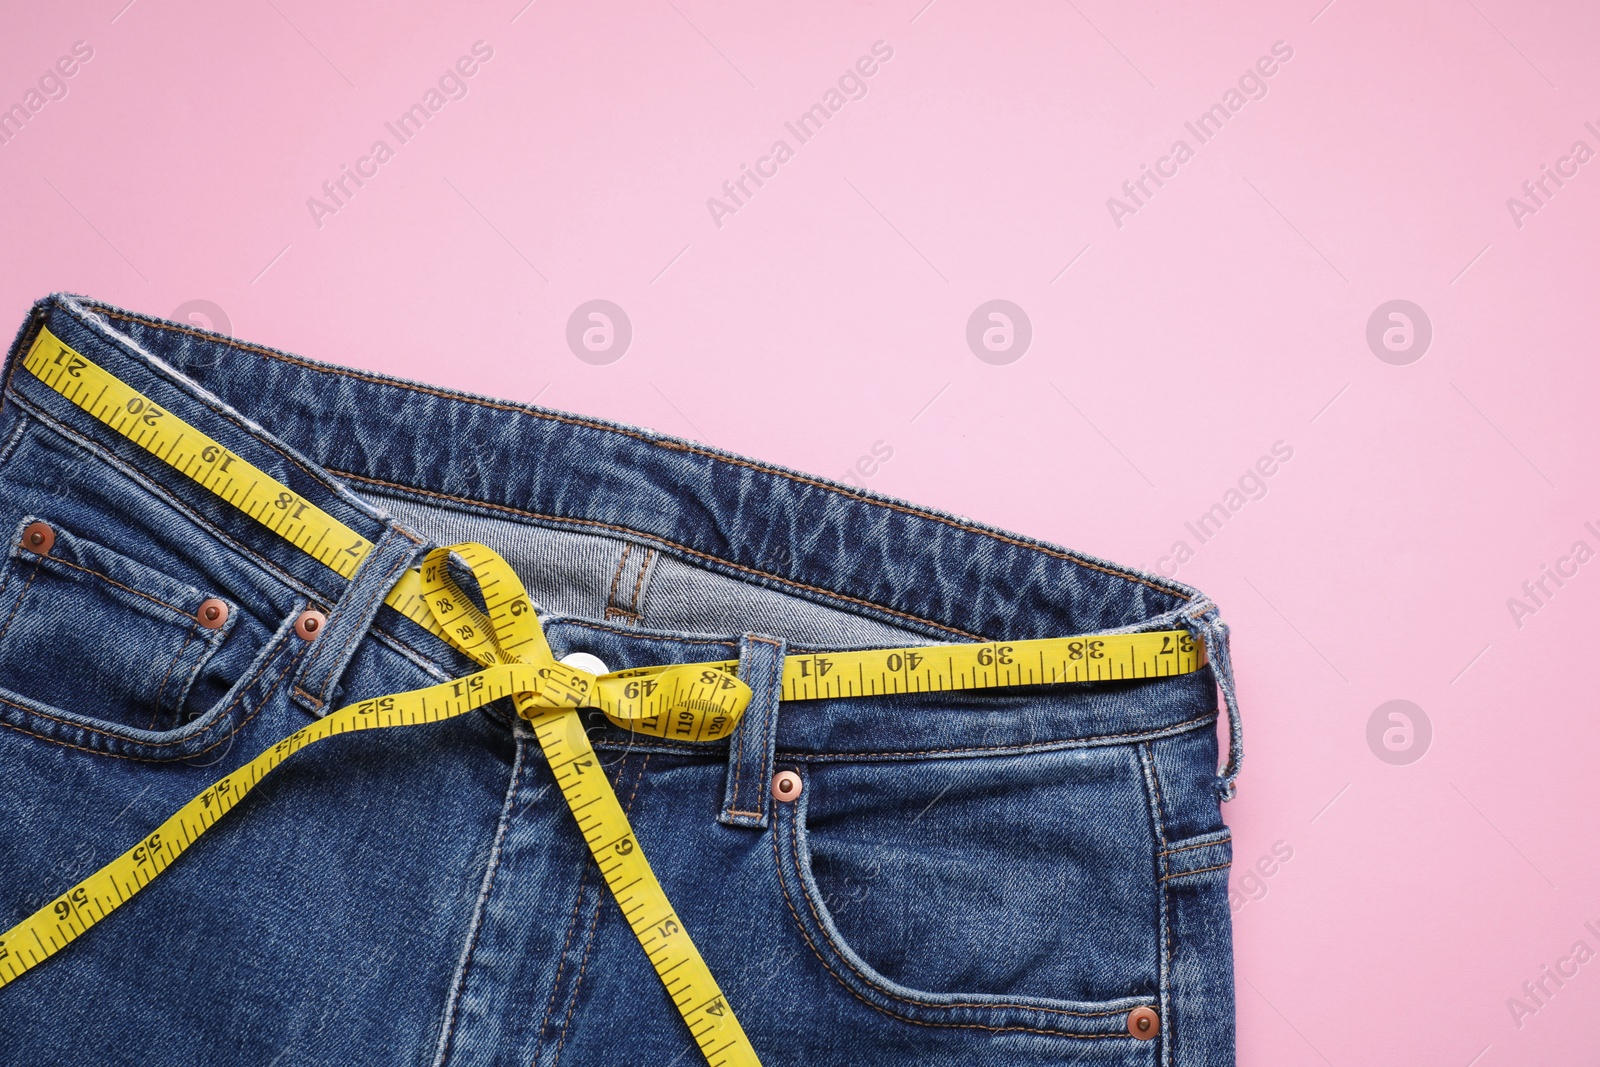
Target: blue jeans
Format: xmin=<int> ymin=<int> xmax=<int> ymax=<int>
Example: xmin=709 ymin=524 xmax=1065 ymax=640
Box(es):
xmin=0 ymin=294 xmax=1241 ymax=1066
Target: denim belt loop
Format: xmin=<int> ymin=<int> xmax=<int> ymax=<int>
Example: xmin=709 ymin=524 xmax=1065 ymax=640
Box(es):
xmin=289 ymin=523 xmax=428 ymax=716
xmin=1183 ymin=600 xmax=1244 ymax=802
xmin=718 ymin=633 xmax=788 ymax=829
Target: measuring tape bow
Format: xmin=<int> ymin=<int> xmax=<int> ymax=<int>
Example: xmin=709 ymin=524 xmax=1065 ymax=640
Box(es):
xmin=0 ymin=537 xmax=762 ymax=1063
xmin=1 ymin=326 xmax=1209 ymax=1065
xmin=424 ymin=541 xmax=763 ymax=1061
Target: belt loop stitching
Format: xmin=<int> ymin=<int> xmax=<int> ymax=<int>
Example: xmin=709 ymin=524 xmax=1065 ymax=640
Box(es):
xmin=1183 ymin=600 xmax=1242 ymax=802
xmin=719 ymin=633 xmax=786 ymax=829
xmin=626 ymin=549 xmax=657 ymax=619
xmin=290 ymin=524 xmax=426 ymax=714
xmin=602 ymin=543 xmax=633 ymax=621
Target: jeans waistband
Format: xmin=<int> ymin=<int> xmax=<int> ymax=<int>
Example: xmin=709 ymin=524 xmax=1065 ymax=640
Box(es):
xmin=0 ymin=294 xmax=1242 ymax=790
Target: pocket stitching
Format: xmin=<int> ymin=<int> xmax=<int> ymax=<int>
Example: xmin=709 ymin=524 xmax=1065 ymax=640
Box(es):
xmin=772 ymin=799 xmax=1149 ymax=1035
xmin=0 ymin=557 xmax=41 ymax=645
xmin=2 ymin=523 xmax=231 ymax=729
xmin=0 ymin=636 xmax=309 ymax=760
xmin=771 ymin=825 xmax=1125 ymax=1038
xmin=25 ymin=550 xmax=204 ymax=620
xmin=783 ymin=809 xmax=1125 ymax=1018
xmin=149 ymin=621 xmax=206 ymax=728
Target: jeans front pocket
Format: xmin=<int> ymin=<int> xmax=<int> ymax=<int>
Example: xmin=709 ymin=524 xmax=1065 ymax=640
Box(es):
xmin=0 ymin=515 xmax=239 ymax=733
xmin=771 ymin=746 xmax=1164 ymax=1041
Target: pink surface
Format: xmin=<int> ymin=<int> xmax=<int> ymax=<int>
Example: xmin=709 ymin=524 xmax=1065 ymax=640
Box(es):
xmin=3 ymin=2 xmax=1598 ymax=1062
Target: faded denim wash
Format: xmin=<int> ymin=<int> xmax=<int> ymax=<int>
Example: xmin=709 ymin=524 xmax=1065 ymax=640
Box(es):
xmin=0 ymin=294 xmax=1240 ymax=1065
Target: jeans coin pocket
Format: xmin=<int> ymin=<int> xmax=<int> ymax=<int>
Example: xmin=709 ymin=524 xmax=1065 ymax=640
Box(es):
xmin=0 ymin=516 xmax=239 ymax=734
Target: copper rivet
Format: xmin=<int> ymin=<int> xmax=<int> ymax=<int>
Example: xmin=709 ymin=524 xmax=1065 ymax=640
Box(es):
xmin=21 ymin=522 xmax=54 ymax=556
xmin=1127 ymin=1006 xmax=1160 ymax=1040
xmin=771 ymin=770 xmax=803 ymax=802
xmin=197 ymin=598 xmax=230 ymax=630
xmin=293 ymin=609 xmax=327 ymax=640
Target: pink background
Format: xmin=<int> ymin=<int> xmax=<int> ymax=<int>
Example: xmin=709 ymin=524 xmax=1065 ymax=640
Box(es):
xmin=4 ymin=2 xmax=1598 ymax=1062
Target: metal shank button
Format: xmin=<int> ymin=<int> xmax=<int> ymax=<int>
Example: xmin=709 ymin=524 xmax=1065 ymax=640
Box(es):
xmin=197 ymin=598 xmax=230 ymax=630
xmin=1127 ymin=1005 xmax=1160 ymax=1040
xmin=21 ymin=522 xmax=54 ymax=555
xmin=293 ymin=609 xmax=327 ymax=640
xmin=771 ymin=770 xmax=803 ymax=802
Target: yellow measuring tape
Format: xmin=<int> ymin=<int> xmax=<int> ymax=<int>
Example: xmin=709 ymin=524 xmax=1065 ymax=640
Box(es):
xmin=17 ymin=329 xmax=747 ymax=739
xmin=2 ymin=326 xmax=1207 ymax=1064
xmin=0 ymin=540 xmax=760 ymax=1061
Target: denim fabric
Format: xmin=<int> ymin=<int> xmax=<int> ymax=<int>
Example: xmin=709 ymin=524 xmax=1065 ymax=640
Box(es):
xmin=0 ymin=294 xmax=1239 ymax=1066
